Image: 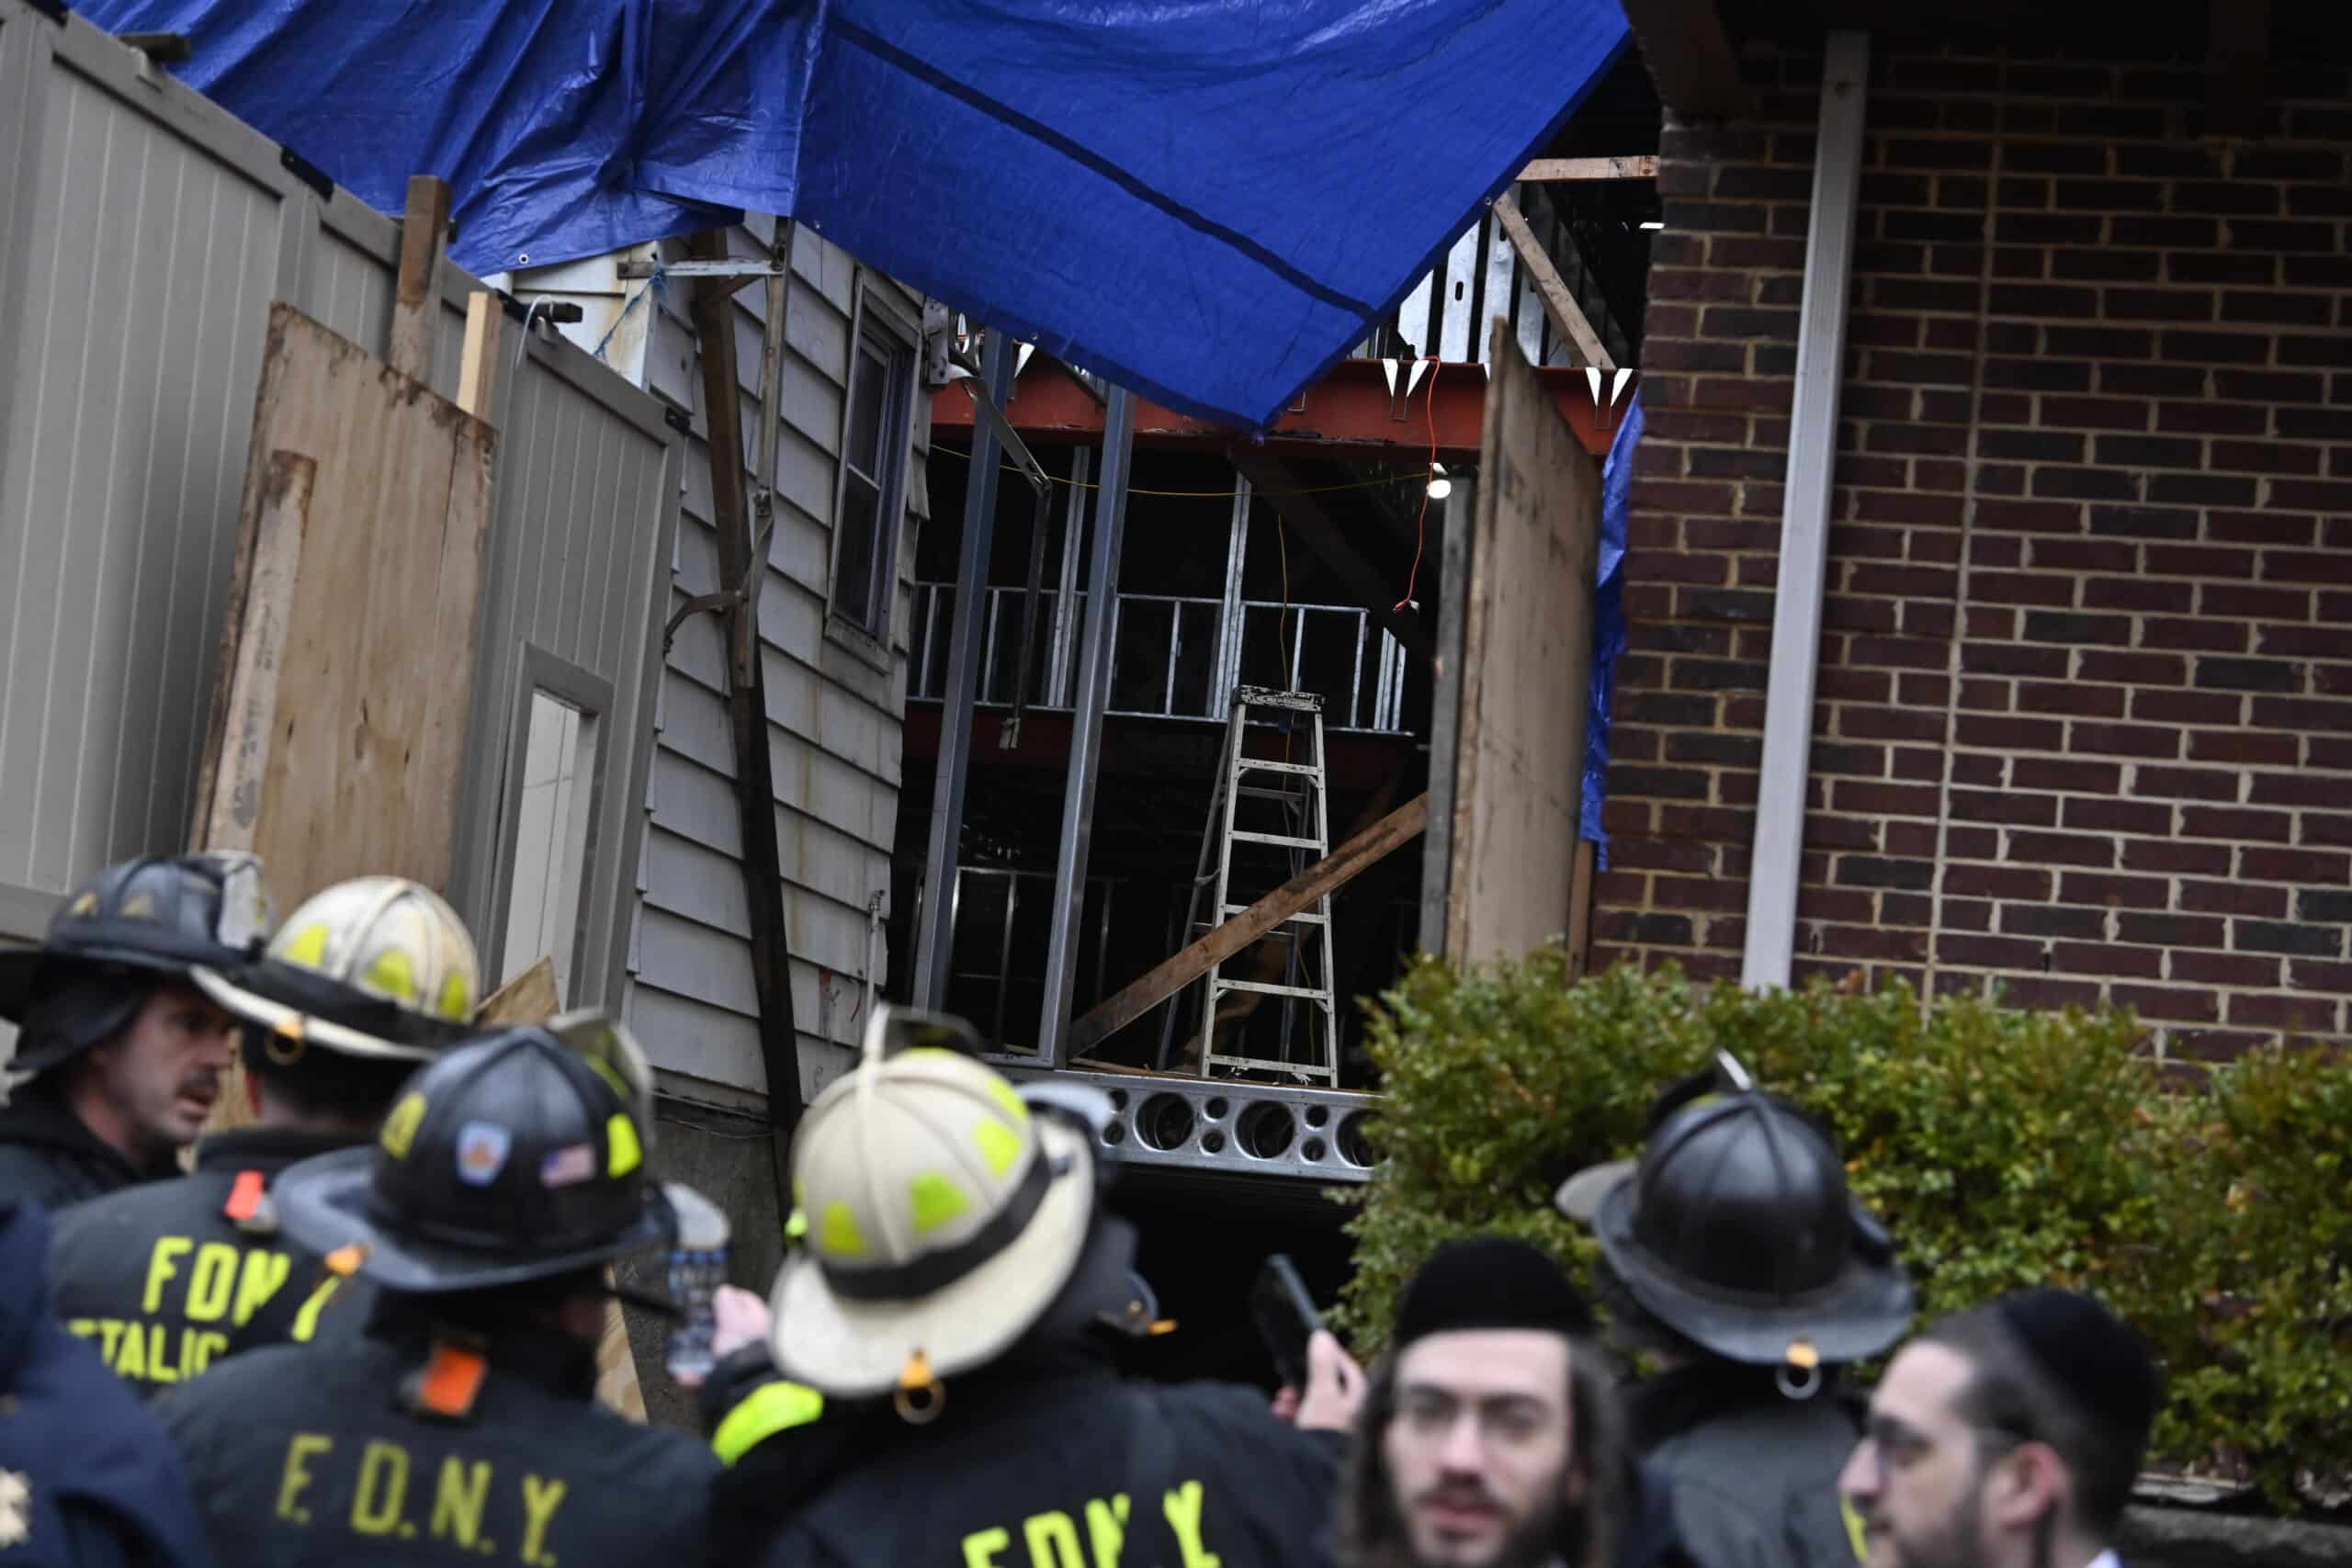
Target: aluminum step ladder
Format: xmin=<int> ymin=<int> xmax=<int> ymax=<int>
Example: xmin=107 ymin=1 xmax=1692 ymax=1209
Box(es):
xmin=1158 ymin=685 xmax=1340 ymax=1084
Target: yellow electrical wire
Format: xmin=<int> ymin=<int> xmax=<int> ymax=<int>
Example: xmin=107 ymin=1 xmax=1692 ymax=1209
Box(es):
xmin=928 ymin=443 xmax=1403 ymax=500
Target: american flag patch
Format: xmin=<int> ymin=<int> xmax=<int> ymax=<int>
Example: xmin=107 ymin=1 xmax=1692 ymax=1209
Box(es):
xmin=540 ymin=1142 xmax=596 ymax=1188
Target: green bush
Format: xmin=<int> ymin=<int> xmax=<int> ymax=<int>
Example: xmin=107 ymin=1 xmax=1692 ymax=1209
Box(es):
xmin=1332 ymin=951 xmax=2352 ymax=1511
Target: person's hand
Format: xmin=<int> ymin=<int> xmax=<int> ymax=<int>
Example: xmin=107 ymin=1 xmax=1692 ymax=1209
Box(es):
xmin=710 ymin=1283 xmax=773 ymax=1362
xmin=1292 ymin=1330 xmax=1366 ymax=1432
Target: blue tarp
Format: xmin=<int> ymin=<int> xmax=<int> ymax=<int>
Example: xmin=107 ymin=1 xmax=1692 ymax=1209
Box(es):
xmin=74 ymin=0 xmax=1628 ymax=430
xmin=1581 ymin=390 xmax=1637 ymax=868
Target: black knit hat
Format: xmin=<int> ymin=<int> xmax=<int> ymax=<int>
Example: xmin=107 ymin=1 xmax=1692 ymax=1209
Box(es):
xmin=1995 ymin=1289 xmax=2162 ymax=1444
xmin=1393 ymin=1237 xmax=1596 ymax=1349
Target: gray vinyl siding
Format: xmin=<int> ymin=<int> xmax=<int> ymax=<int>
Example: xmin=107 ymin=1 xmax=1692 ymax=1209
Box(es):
xmin=622 ymin=218 xmax=923 ymax=1105
xmin=0 ymin=0 xmax=679 ymax=1029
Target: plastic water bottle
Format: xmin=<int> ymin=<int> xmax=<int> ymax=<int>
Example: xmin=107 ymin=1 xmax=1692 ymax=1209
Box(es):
xmin=664 ymin=1185 xmax=730 ymax=1383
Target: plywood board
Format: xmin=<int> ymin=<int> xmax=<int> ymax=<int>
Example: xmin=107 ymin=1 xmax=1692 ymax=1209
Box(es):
xmin=1444 ymin=320 xmax=1600 ymax=964
xmin=193 ymin=301 xmax=495 ymax=905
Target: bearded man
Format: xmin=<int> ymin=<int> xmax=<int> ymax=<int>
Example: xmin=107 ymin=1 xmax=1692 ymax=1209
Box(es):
xmin=1340 ymin=1236 xmax=1694 ymax=1568
xmin=1840 ymin=1291 xmax=2161 ymax=1568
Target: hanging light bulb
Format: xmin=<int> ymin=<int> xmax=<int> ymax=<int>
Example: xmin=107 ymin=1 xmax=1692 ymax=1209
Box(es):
xmin=1426 ymin=462 xmax=1452 ymax=501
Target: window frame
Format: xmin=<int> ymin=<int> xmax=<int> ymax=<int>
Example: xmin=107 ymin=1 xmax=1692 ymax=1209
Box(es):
xmin=824 ymin=279 xmax=922 ymax=667
xmin=487 ymin=645 xmax=614 ymax=1005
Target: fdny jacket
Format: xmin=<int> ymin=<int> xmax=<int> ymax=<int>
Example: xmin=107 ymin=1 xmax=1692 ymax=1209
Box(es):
xmin=152 ymin=1298 xmax=716 ymax=1568
xmin=0 ymin=1199 xmax=210 ymax=1568
xmin=718 ymin=1340 xmax=1341 ymax=1568
xmin=46 ymin=1128 xmax=375 ymax=1396
xmin=0 ymin=1083 xmax=175 ymax=1213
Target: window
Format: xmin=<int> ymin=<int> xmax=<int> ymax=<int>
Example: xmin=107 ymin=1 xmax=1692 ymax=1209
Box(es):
xmin=495 ymin=650 xmax=612 ymax=1008
xmin=830 ymin=293 xmax=918 ymax=648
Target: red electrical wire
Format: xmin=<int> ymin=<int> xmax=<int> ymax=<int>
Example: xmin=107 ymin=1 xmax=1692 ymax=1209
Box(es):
xmin=1394 ymin=358 xmax=1440 ymax=612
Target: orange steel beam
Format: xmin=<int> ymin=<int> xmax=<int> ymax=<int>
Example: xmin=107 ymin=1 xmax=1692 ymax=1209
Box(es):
xmin=930 ymin=355 xmax=1624 ymax=459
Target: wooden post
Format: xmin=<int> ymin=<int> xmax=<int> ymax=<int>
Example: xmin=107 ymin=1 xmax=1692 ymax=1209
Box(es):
xmin=388 ymin=175 xmax=451 ymax=384
xmin=193 ymin=450 xmax=312 ymax=852
xmin=685 ymin=230 xmax=805 ymax=1192
xmin=1069 ymin=794 xmax=1429 ymax=1056
xmin=1493 ymin=195 xmax=1613 ymax=370
xmin=456 ymin=291 xmax=501 ymax=420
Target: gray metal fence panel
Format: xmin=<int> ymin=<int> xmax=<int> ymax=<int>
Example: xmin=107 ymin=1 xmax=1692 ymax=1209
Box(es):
xmin=0 ymin=0 xmax=680 ymax=1017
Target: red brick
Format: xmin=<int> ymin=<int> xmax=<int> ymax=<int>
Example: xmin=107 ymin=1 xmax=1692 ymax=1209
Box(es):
xmin=2188 ymin=730 xmax=2302 ymax=767
xmin=1831 ymin=780 xmax=1943 ymax=818
xmin=1951 ymin=789 xmax=2058 ymax=827
xmin=1936 ymin=933 xmax=2049 ymax=971
xmin=2011 ymin=758 xmax=2120 ymax=794
xmin=2252 ymin=695 xmax=2352 ymax=734
xmin=1971 ymin=572 xmax=2078 ymax=607
xmin=2018 ymin=682 xmax=2125 ymax=718
xmin=1815 ymin=925 xmax=1933 ymax=964
xmin=2138 ymin=617 xmax=2249 ymax=653
xmin=2055 ymin=942 xmax=2165 ymax=978
xmin=2240 ymin=846 xmax=2352 ymax=883
xmin=2069 ymin=724 xmax=2183 ymax=760
xmin=2130 ymin=689 xmax=2243 ymax=726
xmin=1973 ymin=499 xmax=2086 ymax=534
xmin=2133 ymin=766 xmax=2242 ymax=803
xmin=1884 ymin=822 xmax=1942 ymax=859
xmin=1847 ymin=636 xmax=1951 ymax=671
xmin=2002 ymin=903 xmax=2109 ymax=941
xmin=1943 ymin=864 xmax=2054 ymax=901
xmin=2170 ymin=1031 xmax=2272 ymax=1065
xmin=2062 ymin=796 xmax=2173 ymax=835
xmin=1942 ymin=899 xmax=1994 ymax=932
xmin=1959 ymin=714 xmax=2064 ymax=749
xmin=2076 ymin=650 xmax=2188 ymax=686
xmin=2246 ymin=772 xmax=2343 ymax=808
xmin=2114 ymin=912 xmax=2227 ymax=948
xmin=2007 ymin=830 xmax=2120 ymax=868
xmin=1606 ymin=839 xmax=1719 ymax=875
xmin=2264 ymin=551 xmax=2352 ymax=587
xmin=2111 ymin=986 xmax=2222 ymax=1023
xmin=1795 ymin=886 xmax=1878 ymax=925
xmin=2290 ymin=959 xmax=2352 ymax=994
xmin=2179 ymin=880 xmax=2290 ymax=918
xmin=2058 ymin=873 xmax=2172 ymax=909
xmin=1895 ymin=672 xmax=1952 ymax=707
xmin=1650 ymin=876 xmax=1750 ymax=913
xmin=1959 ymin=678 xmax=2013 ymax=712
xmin=1945 ymin=826 xmax=2002 ymax=860
xmin=2210 ymin=512 xmax=2320 ymax=548
xmin=2180 ymin=806 xmax=2295 ymax=843
xmin=1881 ymin=893 xmax=1935 ymax=928
xmin=2226 ymin=993 xmax=2344 ymax=1032
xmin=2167 ymin=951 xmax=2283 ymax=988
xmin=2301 ymin=813 xmax=2352 ymax=849
xmin=2124 ymin=839 xmax=2234 ymax=875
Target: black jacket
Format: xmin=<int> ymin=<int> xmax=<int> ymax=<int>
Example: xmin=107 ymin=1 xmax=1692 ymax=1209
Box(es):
xmin=718 ymin=1342 xmax=1342 ymax=1568
xmin=46 ymin=1127 xmax=377 ymax=1396
xmin=0 ymin=1199 xmax=211 ymax=1568
xmin=1626 ymin=1363 xmax=1864 ymax=1568
xmin=0 ymin=1082 xmax=175 ymax=1213
xmin=153 ymin=1300 xmax=716 ymax=1568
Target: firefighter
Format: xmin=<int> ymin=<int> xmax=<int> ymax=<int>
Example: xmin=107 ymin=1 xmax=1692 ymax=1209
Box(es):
xmin=0 ymin=854 xmax=273 ymax=1210
xmin=148 ymin=1015 xmax=717 ymax=1567
xmin=708 ymin=1006 xmax=1343 ymax=1568
xmin=0 ymin=1194 xmax=210 ymax=1567
xmin=1555 ymin=1055 xmax=1917 ymax=1568
xmin=45 ymin=877 xmax=484 ymax=1394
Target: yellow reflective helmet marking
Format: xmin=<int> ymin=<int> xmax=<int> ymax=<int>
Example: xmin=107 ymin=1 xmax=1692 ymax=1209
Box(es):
xmin=380 ymin=1093 xmax=426 ymax=1158
xmin=282 ymin=923 xmax=331 ymax=969
xmin=986 ymin=1078 xmax=1030 ymax=1126
xmin=711 ymin=1380 xmax=825 ymax=1466
xmin=362 ymin=948 xmax=418 ymax=1004
xmin=605 ymin=1113 xmax=643 ymax=1177
xmin=909 ymin=1171 xmax=971 ymax=1235
xmin=120 ymin=892 xmax=159 ymax=920
xmin=820 ymin=1201 xmax=868 ymax=1258
xmin=435 ymin=972 xmax=471 ymax=1021
xmin=972 ymin=1114 xmax=1023 ymax=1179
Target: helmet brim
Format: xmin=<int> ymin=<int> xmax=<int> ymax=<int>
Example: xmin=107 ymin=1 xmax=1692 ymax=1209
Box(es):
xmin=0 ymin=941 xmax=204 ymax=1027
xmin=1594 ymin=1176 xmax=1915 ymax=1366
xmin=766 ymin=1116 xmax=1099 ymax=1399
xmin=192 ymin=962 xmax=472 ymax=1063
xmin=274 ymin=1146 xmax=677 ymax=1293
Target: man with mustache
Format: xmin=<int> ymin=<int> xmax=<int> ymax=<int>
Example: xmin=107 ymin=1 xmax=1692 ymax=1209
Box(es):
xmin=1339 ymin=1237 xmax=1693 ymax=1568
xmin=1840 ymin=1292 xmax=2160 ymax=1568
xmin=0 ymin=855 xmax=271 ymax=1210
xmin=45 ymin=877 xmax=484 ymax=1393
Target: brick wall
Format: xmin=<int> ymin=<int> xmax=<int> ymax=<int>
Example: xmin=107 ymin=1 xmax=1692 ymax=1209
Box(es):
xmin=1595 ymin=39 xmax=2352 ymax=1058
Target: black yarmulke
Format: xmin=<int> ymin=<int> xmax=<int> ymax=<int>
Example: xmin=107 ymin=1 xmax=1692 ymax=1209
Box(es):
xmin=1996 ymin=1288 xmax=2162 ymax=1441
xmin=1393 ymin=1236 xmax=1596 ymax=1349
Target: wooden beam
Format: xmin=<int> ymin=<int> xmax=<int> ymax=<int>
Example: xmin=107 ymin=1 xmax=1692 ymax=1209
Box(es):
xmin=1493 ymin=195 xmax=1612 ymax=371
xmin=2206 ymin=0 xmax=2271 ymax=140
xmin=1617 ymin=0 xmax=1752 ymax=119
xmin=456 ymin=291 xmax=501 ymax=420
xmin=1519 ymin=156 xmax=1659 ymax=182
xmin=1068 ymin=794 xmax=1428 ymax=1055
xmin=388 ymin=175 xmax=450 ymax=383
xmin=687 ymin=232 xmax=806 ymax=1186
xmin=1225 ymin=446 xmax=1433 ymax=660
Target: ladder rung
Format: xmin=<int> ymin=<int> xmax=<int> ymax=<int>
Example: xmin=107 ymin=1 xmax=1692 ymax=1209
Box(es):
xmin=1229 ymin=831 xmax=1322 ymax=850
xmin=1215 ymin=979 xmax=1332 ymax=999
xmin=1225 ymin=905 xmax=1326 ymax=923
xmin=1235 ymin=784 xmax=1306 ymax=801
xmin=1233 ymin=757 xmax=1323 ymax=776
